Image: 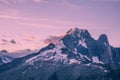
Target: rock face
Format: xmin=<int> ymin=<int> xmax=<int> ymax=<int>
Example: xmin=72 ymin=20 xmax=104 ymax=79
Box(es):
xmin=62 ymin=28 xmax=113 ymax=65
xmin=0 ymin=27 xmax=120 ymax=80
xmin=111 ymin=47 xmax=120 ymax=67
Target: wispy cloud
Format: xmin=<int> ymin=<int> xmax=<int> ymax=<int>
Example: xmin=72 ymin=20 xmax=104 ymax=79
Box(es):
xmin=1 ymin=39 xmax=8 ymax=43
xmin=0 ymin=8 xmax=20 ymax=15
xmin=61 ymin=0 xmax=80 ymax=9
xmin=0 ymin=15 xmax=25 ymax=20
xmin=0 ymin=13 xmax=100 ymax=32
xmin=18 ymin=33 xmax=36 ymax=42
xmin=44 ymin=35 xmax=64 ymax=44
xmin=33 ymin=0 xmax=48 ymax=3
xmin=0 ymin=0 xmax=48 ymax=4
xmin=25 ymin=35 xmax=36 ymax=42
xmin=0 ymin=12 xmax=84 ymax=29
xmin=0 ymin=8 xmax=25 ymax=20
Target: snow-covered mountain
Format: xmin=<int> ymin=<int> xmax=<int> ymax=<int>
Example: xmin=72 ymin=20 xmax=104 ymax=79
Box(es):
xmin=25 ymin=28 xmax=117 ymax=66
xmin=0 ymin=50 xmax=14 ymax=65
xmin=0 ymin=49 xmax=36 ymax=65
xmin=0 ymin=28 xmax=120 ymax=80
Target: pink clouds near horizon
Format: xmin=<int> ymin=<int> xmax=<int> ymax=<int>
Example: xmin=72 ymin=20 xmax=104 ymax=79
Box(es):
xmin=0 ymin=0 xmax=120 ymax=52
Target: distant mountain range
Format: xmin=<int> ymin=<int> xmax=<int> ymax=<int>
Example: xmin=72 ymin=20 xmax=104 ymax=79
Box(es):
xmin=0 ymin=49 xmax=36 ymax=65
xmin=0 ymin=28 xmax=120 ymax=80
xmin=0 ymin=50 xmax=14 ymax=65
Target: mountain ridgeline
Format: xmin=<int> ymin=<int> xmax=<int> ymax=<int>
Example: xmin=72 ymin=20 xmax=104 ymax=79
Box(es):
xmin=0 ymin=50 xmax=15 ymax=65
xmin=0 ymin=28 xmax=120 ymax=80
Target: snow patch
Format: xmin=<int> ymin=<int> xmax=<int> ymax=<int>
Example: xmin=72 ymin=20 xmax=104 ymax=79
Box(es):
xmin=74 ymin=48 xmax=77 ymax=54
xmin=79 ymin=40 xmax=82 ymax=45
xmin=41 ymin=49 xmax=55 ymax=56
xmin=78 ymin=39 xmax=87 ymax=48
xmin=85 ymin=63 xmax=91 ymax=66
xmin=82 ymin=42 xmax=87 ymax=48
xmin=104 ymin=70 xmax=108 ymax=72
xmin=79 ymin=53 xmax=84 ymax=57
xmin=54 ymin=53 xmax=67 ymax=60
xmin=77 ymin=34 xmax=81 ymax=37
xmin=92 ymin=56 xmax=104 ymax=64
xmin=104 ymin=42 xmax=107 ymax=46
xmin=92 ymin=56 xmax=99 ymax=63
xmin=69 ymin=59 xmax=80 ymax=64
xmin=25 ymin=55 xmax=38 ymax=64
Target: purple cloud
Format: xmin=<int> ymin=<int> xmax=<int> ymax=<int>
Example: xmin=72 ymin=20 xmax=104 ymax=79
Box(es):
xmin=1 ymin=39 xmax=8 ymax=43
xmin=10 ymin=39 xmax=16 ymax=44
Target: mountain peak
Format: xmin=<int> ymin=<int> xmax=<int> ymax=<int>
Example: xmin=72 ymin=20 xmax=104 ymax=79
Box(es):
xmin=66 ymin=27 xmax=91 ymax=39
xmin=66 ymin=27 xmax=85 ymax=34
xmin=66 ymin=27 xmax=80 ymax=34
xmin=98 ymin=34 xmax=109 ymax=44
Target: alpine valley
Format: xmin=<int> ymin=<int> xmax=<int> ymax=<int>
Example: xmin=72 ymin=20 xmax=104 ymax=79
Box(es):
xmin=0 ymin=28 xmax=120 ymax=80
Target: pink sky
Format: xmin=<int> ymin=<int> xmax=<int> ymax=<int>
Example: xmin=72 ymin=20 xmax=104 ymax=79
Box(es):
xmin=0 ymin=0 xmax=120 ymax=52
